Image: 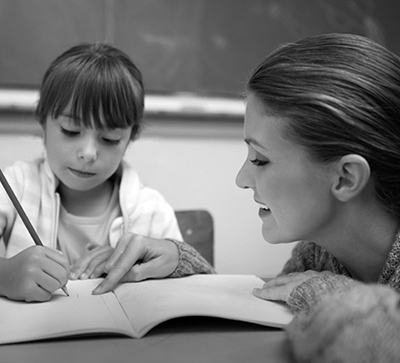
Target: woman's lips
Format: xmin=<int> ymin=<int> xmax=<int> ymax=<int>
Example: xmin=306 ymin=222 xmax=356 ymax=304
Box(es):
xmin=255 ymin=201 xmax=271 ymax=217
xmin=258 ymin=207 xmax=271 ymax=218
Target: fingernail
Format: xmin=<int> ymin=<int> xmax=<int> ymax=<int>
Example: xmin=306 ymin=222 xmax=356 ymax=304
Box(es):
xmin=92 ymin=285 xmax=102 ymax=295
xmin=86 ymin=243 xmax=96 ymax=251
xmin=70 ymin=272 xmax=77 ymax=280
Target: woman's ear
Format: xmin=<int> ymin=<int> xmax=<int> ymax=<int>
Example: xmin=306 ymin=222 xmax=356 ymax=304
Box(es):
xmin=331 ymin=154 xmax=371 ymax=202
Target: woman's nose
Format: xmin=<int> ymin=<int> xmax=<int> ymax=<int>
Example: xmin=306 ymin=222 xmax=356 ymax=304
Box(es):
xmin=236 ymin=161 xmax=250 ymax=189
xmin=77 ymin=139 xmax=97 ymax=162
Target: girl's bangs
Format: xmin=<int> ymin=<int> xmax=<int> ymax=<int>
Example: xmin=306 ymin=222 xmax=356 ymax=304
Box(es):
xmin=51 ymin=70 xmax=139 ymax=131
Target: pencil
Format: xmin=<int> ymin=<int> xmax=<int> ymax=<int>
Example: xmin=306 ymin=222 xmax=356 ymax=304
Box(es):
xmin=0 ymin=169 xmax=69 ymax=296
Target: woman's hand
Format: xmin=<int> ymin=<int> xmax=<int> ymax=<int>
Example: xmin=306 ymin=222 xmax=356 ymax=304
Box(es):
xmin=92 ymin=233 xmax=179 ymax=295
xmin=253 ymin=270 xmax=333 ymax=302
xmin=69 ymin=245 xmax=115 ymax=280
xmin=0 ymin=245 xmax=70 ymax=302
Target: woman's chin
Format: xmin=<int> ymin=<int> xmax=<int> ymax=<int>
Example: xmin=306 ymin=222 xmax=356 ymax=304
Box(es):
xmin=261 ymin=230 xmax=294 ymax=245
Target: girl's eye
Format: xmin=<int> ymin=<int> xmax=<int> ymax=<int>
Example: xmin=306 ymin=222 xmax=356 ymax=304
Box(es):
xmin=102 ymin=137 xmax=121 ymax=145
xmin=61 ymin=128 xmax=80 ymax=137
xmin=250 ymin=158 xmax=269 ymax=167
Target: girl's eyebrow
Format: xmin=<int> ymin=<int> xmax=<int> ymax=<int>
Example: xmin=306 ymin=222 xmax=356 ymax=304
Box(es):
xmin=60 ymin=112 xmax=81 ymax=121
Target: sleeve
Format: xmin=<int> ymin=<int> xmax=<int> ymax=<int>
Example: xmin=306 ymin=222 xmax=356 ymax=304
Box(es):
xmin=286 ymin=280 xmax=400 ymax=363
xmin=119 ymin=188 xmax=183 ymax=242
xmin=287 ymin=274 xmax=357 ymax=313
xmin=167 ymin=239 xmax=215 ymax=277
xmin=117 ymin=162 xmax=183 ymax=241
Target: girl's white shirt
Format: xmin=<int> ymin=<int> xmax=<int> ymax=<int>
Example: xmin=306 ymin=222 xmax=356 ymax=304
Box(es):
xmin=0 ymin=158 xmax=182 ymax=258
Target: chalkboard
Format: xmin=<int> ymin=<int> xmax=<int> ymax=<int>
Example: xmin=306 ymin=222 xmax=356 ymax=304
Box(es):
xmin=0 ymin=0 xmax=399 ymax=97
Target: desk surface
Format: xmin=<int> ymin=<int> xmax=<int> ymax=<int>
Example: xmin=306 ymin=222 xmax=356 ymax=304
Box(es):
xmin=1 ymin=317 xmax=294 ymax=363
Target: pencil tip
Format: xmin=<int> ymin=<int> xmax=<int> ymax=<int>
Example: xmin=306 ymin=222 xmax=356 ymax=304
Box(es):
xmin=61 ymin=285 xmax=70 ymax=297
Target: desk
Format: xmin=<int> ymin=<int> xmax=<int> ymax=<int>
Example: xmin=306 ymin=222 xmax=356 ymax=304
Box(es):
xmin=0 ymin=317 xmax=293 ymax=363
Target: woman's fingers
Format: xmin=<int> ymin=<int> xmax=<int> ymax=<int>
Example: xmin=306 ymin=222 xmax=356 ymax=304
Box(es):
xmin=253 ymin=271 xmax=328 ymax=302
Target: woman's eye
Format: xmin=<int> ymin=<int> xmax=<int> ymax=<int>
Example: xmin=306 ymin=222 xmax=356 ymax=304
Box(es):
xmin=250 ymin=158 xmax=269 ymax=167
xmin=61 ymin=128 xmax=80 ymax=137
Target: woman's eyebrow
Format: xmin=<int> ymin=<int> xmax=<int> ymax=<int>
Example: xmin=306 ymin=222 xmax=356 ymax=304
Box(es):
xmin=245 ymin=137 xmax=263 ymax=148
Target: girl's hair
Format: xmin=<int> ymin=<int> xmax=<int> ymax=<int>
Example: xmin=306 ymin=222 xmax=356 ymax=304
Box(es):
xmin=35 ymin=43 xmax=144 ymax=140
xmin=247 ymin=33 xmax=400 ymax=218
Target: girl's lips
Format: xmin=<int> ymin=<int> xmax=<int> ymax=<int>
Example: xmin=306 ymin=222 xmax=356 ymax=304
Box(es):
xmin=69 ymin=168 xmax=95 ymax=178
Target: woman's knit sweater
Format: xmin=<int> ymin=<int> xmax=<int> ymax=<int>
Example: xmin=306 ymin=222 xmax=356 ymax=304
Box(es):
xmin=283 ymin=236 xmax=400 ymax=363
xmin=283 ymin=235 xmax=400 ymax=313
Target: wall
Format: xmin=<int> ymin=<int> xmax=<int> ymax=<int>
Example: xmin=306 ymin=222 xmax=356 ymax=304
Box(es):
xmin=1 ymin=0 xmax=399 ymax=94
xmin=0 ymin=117 xmax=295 ymax=277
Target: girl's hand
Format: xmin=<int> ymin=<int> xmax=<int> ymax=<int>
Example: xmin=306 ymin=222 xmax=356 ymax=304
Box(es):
xmin=69 ymin=245 xmax=115 ymax=280
xmin=253 ymin=270 xmax=333 ymax=302
xmin=0 ymin=245 xmax=70 ymax=302
xmin=92 ymin=233 xmax=179 ymax=295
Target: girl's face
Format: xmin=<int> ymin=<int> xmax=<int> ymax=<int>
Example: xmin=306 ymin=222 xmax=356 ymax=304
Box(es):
xmin=236 ymin=94 xmax=338 ymax=245
xmin=44 ymin=110 xmax=132 ymax=194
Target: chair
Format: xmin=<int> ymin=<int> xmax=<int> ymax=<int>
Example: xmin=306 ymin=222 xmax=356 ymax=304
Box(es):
xmin=175 ymin=209 xmax=214 ymax=266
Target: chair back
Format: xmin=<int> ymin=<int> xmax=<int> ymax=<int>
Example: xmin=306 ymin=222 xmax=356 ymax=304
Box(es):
xmin=175 ymin=209 xmax=214 ymax=266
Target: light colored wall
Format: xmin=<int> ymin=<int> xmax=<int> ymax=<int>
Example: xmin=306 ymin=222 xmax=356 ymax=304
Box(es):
xmin=0 ymin=120 xmax=294 ymax=276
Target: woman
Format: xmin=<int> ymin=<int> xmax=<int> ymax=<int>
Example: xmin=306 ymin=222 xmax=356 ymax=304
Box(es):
xmin=236 ymin=33 xmax=400 ymax=362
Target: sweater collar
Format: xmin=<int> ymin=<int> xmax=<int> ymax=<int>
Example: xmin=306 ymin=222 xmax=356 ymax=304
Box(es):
xmin=378 ymin=231 xmax=400 ymax=288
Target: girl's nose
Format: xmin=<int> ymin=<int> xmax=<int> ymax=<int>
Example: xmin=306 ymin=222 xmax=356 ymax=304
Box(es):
xmin=77 ymin=139 xmax=97 ymax=162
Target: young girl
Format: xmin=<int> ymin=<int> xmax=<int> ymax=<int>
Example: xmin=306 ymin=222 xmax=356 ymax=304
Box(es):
xmin=0 ymin=43 xmax=213 ymax=302
xmin=236 ymin=33 xmax=400 ymax=361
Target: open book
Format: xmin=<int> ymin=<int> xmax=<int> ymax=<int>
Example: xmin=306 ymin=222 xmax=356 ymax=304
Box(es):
xmin=0 ymin=274 xmax=293 ymax=345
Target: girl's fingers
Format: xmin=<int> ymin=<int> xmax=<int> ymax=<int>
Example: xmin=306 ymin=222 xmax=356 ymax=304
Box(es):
xmin=70 ymin=254 xmax=93 ymax=280
xmin=81 ymin=248 xmax=113 ymax=279
xmin=36 ymin=270 xmax=64 ymax=294
xmin=41 ymin=259 xmax=69 ymax=288
xmin=43 ymin=247 xmax=70 ymax=275
xmin=70 ymin=247 xmax=113 ymax=280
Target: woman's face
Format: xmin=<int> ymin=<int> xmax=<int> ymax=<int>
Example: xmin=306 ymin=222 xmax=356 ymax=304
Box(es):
xmin=236 ymin=94 xmax=338 ymax=245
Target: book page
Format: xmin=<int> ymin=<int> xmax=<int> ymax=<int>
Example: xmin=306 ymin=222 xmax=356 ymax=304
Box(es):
xmin=0 ymin=279 xmax=135 ymax=345
xmin=114 ymin=274 xmax=293 ymax=338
